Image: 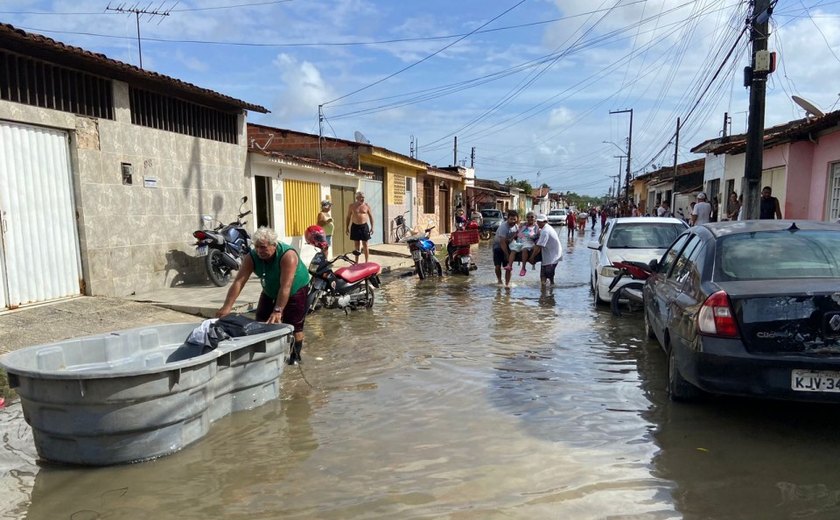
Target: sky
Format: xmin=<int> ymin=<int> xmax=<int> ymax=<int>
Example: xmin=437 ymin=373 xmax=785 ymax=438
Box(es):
xmin=3 ymin=0 xmax=840 ymax=195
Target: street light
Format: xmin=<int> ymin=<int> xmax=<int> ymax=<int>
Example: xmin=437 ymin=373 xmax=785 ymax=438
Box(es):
xmin=602 ymin=140 xmax=627 ymax=155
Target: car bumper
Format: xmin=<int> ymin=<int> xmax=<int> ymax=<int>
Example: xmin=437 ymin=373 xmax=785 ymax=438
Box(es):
xmin=596 ymin=275 xmax=634 ymax=302
xmin=678 ymin=337 xmax=840 ymax=403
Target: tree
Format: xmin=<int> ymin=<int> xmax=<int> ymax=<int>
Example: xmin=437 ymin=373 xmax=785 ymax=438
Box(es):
xmin=503 ymin=176 xmax=533 ymax=195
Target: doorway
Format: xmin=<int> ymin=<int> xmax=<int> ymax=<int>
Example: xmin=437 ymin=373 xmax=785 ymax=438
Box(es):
xmin=329 ymin=185 xmax=356 ymax=254
xmin=438 ymin=183 xmax=451 ymax=233
xmin=254 ymin=175 xmax=273 ymax=228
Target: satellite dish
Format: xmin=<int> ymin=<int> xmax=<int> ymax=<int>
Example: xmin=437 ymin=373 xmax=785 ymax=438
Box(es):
xmin=354 ymin=130 xmax=371 ymax=144
xmin=792 ymin=96 xmax=825 ymax=119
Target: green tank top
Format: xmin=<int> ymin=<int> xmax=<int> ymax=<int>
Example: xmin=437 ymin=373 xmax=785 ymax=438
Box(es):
xmin=250 ymin=242 xmax=311 ymax=300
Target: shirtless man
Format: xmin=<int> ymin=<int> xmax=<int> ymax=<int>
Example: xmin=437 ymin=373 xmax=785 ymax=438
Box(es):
xmin=345 ymin=191 xmax=374 ymax=262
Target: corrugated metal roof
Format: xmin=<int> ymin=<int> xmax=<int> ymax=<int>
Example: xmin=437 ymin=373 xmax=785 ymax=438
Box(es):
xmin=0 ymin=23 xmax=268 ymax=113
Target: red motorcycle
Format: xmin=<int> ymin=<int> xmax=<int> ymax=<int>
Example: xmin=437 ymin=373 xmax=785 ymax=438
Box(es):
xmin=608 ymin=260 xmax=653 ymax=316
xmin=304 ymin=225 xmax=381 ymax=313
xmin=445 ymin=221 xmax=480 ymax=275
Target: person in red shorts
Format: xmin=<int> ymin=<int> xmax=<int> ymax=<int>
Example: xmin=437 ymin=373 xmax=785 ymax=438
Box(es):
xmin=565 ymin=209 xmax=576 ymax=239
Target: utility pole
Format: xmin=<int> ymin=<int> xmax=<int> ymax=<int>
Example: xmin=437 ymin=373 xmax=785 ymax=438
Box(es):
xmin=318 ymin=105 xmax=324 ymax=161
xmin=672 ymin=117 xmax=680 ymax=178
xmin=742 ymin=0 xmax=773 ymax=219
xmin=453 ymin=136 xmax=458 ymax=166
xmin=470 ymin=147 xmax=475 ymax=168
xmin=609 ymin=108 xmax=633 ymax=205
xmin=105 ymin=2 xmax=173 ymax=69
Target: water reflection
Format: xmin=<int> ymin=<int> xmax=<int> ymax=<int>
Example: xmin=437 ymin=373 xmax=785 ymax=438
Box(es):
xmin=8 ymin=230 xmax=840 ymax=518
xmin=26 ymin=395 xmax=317 ymax=520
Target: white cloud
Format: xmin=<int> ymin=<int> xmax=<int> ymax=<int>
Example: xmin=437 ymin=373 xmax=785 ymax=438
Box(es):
xmin=270 ymin=54 xmax=334 ymax=121
xmin=548 ymin=106 xmax=574 ymax=126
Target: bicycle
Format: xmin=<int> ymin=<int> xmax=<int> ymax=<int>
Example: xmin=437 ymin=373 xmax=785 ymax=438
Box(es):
xmin=392 ymin=211 xmax=410 ymax=242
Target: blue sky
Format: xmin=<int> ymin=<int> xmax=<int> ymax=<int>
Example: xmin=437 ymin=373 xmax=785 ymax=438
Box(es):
xmin=3 ymin=0 xmax=840 ymax=195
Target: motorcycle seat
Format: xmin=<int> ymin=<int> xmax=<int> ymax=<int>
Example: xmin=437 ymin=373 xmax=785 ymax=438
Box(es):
xmin=334 ymin=262 xmax=381 ymax=283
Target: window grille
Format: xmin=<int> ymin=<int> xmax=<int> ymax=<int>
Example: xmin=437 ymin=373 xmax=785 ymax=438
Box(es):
xmin=829 ymin=163 xmax=840 ymax=221
xmin=128 ymin=87 xmax=238 ymax=144
xmin=0 ymin=49 xmax=113 ymax=119
xmin=423 ymin=179 xmax=435 ymax=213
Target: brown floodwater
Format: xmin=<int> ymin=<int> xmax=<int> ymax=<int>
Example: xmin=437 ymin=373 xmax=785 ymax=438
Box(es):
xmin=4 ymin=227 xmax=840 ymax=519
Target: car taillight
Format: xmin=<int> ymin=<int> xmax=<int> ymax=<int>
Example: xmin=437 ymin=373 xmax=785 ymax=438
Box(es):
xmin=697 ymin=290 xmax=740 ymax=338
xmin=193 ymin=230 xmax=207 ymax=240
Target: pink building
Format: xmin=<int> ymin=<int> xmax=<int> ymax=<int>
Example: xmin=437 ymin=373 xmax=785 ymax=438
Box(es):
xmin=693 ymin=111 xmax=840 ymax=221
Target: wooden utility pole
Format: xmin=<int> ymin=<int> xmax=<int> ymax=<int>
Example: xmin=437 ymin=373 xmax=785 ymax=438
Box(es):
xmin=742 ymin=0 xmax=772 ymax=219
xmin=672 ymin=117 xmax=681 ymax=178
xmin=105 ymin=3 xmax=173 ymax=69
xmin=609 ymin=108 xmax=633 ymax=203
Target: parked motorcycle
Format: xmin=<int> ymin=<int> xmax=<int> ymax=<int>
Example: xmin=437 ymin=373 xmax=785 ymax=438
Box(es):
xmin=445 ymin=222 xmax=480 ymax=275
xmin=608 ymin=260 xmax=653 ymax=316
xmin=192 ymin=196 xmax=252 ymax=287
xmin=404 ymin=226 xmax=442 ymax=280
xmin=304 ymin=225 xmax=381 ymax=313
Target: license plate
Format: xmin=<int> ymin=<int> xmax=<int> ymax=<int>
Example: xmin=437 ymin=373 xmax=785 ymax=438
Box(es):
xmin=196 ymin=245 xmax=208 ymax=257
xmin=460 ymin=256 xmax=470 ymax=265
xmin=412 ymin=250 xmax=421 ymax=261
xmin=791 ymin=369 xmax=840 ymax=392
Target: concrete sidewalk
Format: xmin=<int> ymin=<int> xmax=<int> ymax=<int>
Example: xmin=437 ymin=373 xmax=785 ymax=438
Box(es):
xmin=128 ymin=243 xmax=437 ymax=318
xmin=0 ymin=240 xmax=445 ymax=355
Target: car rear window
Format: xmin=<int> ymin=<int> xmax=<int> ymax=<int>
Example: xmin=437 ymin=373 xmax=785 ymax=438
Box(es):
xmin=606 ymin=222 xmax=685 ymax=249
xmin=481 ymin=210 xmax=502 ymax=218
xmin=717 ymin=230 xmax=840 ymax=280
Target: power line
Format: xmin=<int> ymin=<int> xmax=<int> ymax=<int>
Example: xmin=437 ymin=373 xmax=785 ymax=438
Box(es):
xmin=321 ymin=0 xmax=527 ymax=106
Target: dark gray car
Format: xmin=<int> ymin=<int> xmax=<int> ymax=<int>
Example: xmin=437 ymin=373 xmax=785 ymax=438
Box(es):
xmin=643 ymin=220 xmax=840 ymax=402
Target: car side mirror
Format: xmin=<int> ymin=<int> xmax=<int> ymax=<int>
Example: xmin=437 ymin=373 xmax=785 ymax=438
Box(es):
xmin=648 ymin=259 xmax=659 ymax=272
xmin=586 ymin=242 xmax=601 ymax=251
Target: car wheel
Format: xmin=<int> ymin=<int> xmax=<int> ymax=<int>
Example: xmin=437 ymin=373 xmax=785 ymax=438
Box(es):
xmin=592 ymin=276 xmax=603 ymax=306
xmin=644 ymin=307 xmax=657 ymax=340
xmin=667 ymin=346 xmax=700 ymax=402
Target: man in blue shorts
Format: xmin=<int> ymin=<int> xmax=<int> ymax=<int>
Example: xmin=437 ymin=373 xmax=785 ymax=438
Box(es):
xmin=493 ymin=210 xmax=519 ymax=286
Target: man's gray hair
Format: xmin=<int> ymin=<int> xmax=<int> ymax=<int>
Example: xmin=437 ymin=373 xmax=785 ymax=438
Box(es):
xmin=356 ymin=191 xmax=364 ymax=197
xmin=252 ymin=226 xmax=278 ymax=245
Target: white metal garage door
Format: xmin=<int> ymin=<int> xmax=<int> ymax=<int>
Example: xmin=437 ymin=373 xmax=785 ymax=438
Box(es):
xmin=0 ymin=121 xmax=82 ymax=309
xmin=359 ymin=179 xmax=383 ymax=245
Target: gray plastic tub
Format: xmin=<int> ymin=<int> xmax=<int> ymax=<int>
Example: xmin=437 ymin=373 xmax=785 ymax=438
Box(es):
xmin=0 ymin=322 xmax=293 ymax=466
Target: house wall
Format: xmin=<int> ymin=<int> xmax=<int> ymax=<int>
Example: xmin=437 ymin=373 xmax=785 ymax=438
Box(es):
xmin=704 ymin=154 xmax=726 ymax=202
xmin=810 ymin=131 xmax=840 ymax=220
xmin=247 ymin=155 xmax=359 ymax=264
xmin=1 ymin=82 xmax=249 ymax=296
xmin=362 ymin=155 xmax=420 ymax=238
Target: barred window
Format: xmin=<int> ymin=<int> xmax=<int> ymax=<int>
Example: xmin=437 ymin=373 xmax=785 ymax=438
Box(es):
xmin=423 ymin=179 xmax=435 ymax=213
xmin=828 ymin=162 xmax=840 ymax=221
xmin=0 ymin=49 xmax=113 ymax=119
xmin=129 ymin=87 xmax=238 ymax=144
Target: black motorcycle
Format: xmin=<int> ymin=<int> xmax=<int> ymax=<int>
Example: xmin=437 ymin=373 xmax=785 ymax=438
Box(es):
xmin=192 ymin=196 xmax=252 ymax=287
xmin=306 ymin=249 xmax=382 ymax=313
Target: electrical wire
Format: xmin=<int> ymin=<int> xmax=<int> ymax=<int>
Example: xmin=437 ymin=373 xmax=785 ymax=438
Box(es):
xmin=321 ymin=0 xmax=528 ymax=106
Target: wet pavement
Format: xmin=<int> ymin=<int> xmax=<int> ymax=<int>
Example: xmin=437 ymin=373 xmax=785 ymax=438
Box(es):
xmin=4 ymin=226 xmax=840 ymax=519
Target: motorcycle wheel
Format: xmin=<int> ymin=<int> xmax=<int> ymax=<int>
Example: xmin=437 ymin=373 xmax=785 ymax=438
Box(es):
xmin=306 ymin=288 xmax=322 ymax=314
xmin=610 ymin=282 xmax=645 ymax=316
xmin=415 ymin=260 xmax=426 ymax=279
xmin=479 ymin=230 xmax=491 ymax=241
xmin=206 ymin=249 xmax=231 ymax=287
xmin=433 ymin=258 xmax=443 ymax=277
xmin=363 ymin=281 xmax=375 ymax=309
xmin=459 ymin=263 xmax=470 ymax=276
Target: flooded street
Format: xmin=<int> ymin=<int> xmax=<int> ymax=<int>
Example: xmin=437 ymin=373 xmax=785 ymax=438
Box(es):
xmin=5 ymin=227 xmax=840 ymax=519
